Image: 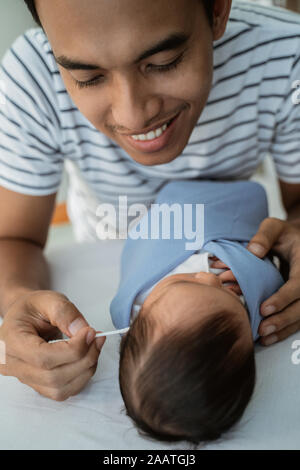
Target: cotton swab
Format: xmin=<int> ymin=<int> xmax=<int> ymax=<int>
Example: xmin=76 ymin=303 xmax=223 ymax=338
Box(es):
xmin=95 ymin=327 xmax=130 ymax=337
xmin=49 ymin=327 xmax=130 ymax=344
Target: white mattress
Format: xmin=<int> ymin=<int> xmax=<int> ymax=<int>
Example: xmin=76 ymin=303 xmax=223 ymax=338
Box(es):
xmin=0 ymin=156 xmax=299 ymax=449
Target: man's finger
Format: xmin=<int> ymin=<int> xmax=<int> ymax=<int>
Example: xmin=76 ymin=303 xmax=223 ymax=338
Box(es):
xmin=247 ymin=217 xmax=286 ymax=258
xmin=259 ymin=299 xmax=300 ymax=338
xmin=27 ymin=291 xmax=90 ymax=338
xmin=7 ymin=326 xmax=95 ymax=370
xmin=260 ymin=278 xmax=300 ymax=316
xmin=259 ymin=319 xmax=300 ymax=347
xmin=32 ymin=364 xmax=98 ymax=402
xmin=287 ymin=243 xmax=300 ymax=281
xmin=6 ymin=338 xmax=100 ymax=388
xmin=48 ymin=297 xmax=90 ymax=338
xmin=41 ymin=338 xmax=101 ymax=388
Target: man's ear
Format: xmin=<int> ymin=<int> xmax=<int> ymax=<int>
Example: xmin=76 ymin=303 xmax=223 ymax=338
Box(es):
xmin=212 ymin=0 xmax=232 ymax=41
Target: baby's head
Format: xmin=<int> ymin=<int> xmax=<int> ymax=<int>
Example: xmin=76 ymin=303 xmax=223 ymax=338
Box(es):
xmin=119 ymin=271 xmax=255 ymax=446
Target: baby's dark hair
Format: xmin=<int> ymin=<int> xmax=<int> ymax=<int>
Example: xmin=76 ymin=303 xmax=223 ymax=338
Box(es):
xmin=119 ymin=305 xmax=256 ymax=446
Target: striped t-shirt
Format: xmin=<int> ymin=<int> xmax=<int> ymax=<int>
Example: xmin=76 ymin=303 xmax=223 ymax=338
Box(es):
xmin=0 ymin=0 xmax=300 ymax=241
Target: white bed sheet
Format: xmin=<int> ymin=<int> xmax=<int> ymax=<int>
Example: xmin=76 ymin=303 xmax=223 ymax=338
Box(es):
xmin=0 ymin=157 xmax=299 ymax=450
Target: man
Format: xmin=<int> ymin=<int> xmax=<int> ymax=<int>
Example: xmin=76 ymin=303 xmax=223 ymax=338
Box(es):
xmin=0 ymin=0 xmax=300 ymax=402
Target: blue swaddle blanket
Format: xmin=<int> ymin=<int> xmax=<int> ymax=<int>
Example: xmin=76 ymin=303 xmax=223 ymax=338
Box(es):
xmin=110 ymin=180 xmax=284 ymax=340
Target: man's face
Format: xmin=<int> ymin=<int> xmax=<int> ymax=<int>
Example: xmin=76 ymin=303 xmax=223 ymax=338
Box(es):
xmin=37 ymin=0 xmax=231 ymax=166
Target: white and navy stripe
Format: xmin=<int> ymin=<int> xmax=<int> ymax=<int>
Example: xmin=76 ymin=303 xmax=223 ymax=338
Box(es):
xmin=0 ymin=0 xmax=299 ymax=239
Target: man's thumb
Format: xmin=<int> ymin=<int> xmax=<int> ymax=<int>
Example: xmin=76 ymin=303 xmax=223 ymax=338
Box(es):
xmin=68 ymin=316 xmax=90 ymax=337
xmin=247 ymin=217 xmax=286 ymax=258
xmin=46 ymin=294 xmax=90 ymax=338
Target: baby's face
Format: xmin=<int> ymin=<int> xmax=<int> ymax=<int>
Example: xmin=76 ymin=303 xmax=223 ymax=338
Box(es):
xmin=141 ymin=271 xmax=252 ymax=340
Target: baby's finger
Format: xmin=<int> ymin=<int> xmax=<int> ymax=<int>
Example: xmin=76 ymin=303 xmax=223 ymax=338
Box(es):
xmin=226 ymin=283 xmax=243 ymax=296
xmin=218 ymin=270 xmax=238 ymax=283
xmin=210 ymin=260 xmax=229 ymax=269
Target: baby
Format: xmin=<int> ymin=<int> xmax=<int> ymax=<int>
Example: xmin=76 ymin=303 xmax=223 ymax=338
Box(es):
xmin=110 ymin=180 xmax=284 ymax=446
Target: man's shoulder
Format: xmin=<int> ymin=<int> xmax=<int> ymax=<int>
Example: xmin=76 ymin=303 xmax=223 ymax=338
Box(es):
xmin=0 ymin=26 xmax=68 ymax=117
xmin=212 ymin=1 xmax=300 ymax=80
xmin=228 ymin=0 xmax=300 ymax=36
xmin=2 ymin=27 xmax=58 ymax=77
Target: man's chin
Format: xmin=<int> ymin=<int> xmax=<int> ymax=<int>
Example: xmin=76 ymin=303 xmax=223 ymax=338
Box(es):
xmin=121 ymin=141 xmax=188 ymax=167
xmin=130 ymin=154 xmax=178 ymax=167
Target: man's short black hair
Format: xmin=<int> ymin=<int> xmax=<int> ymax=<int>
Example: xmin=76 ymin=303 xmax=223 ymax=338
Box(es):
xmin=24 ymin=0 xmax=41 ymax=26
xmin=24 ymin=0 xmax=216 ymax=29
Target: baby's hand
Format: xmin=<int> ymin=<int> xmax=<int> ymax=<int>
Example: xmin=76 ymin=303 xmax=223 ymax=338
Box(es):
xmin=210 ymin=257 xmax=229 ymax=270
xmin=210 ymin=257 xmax=242 ymax=295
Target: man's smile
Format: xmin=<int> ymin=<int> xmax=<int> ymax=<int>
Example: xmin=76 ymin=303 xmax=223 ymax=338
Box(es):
xmin=119 ymin=110 xmax=183 ymax=153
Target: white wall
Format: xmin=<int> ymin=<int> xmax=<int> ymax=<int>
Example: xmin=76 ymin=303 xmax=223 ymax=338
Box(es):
xmin=0 ymin=0 xmax=35 ymax=60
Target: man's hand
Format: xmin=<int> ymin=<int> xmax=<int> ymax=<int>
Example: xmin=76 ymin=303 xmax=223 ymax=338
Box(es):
xmin=211 ymin=218 xmax=300 ymax=346
xmin=0 ymin=290 xmax=106 ymax=400
xmin=246 ymin=217 xmax=300 ymax=346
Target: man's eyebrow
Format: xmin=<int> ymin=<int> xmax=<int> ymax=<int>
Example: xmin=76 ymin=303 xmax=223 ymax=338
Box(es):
xmin=54 ymin=32 xmax=190 ymax=71
xmin=135 ymin=32 xmax=190 ymax=63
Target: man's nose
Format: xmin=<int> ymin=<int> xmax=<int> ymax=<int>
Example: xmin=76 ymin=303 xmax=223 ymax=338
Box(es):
xmin=110 ymin=72 xmax=161 ymax=132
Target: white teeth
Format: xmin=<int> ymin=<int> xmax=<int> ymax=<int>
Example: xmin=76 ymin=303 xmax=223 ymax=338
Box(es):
xmin=154 ymin=127 xmax=163 ymax=138
xmin=147 ymin=131 xmax=156 ymax=140
xmin=131 ymin=123 xmax=168 ymax=141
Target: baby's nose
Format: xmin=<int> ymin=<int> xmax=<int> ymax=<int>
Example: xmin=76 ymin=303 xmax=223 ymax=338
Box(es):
xmin=194 ymin=272 xmax=223 ymax=287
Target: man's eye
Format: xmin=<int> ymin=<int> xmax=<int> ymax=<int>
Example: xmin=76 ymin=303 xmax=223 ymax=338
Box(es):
xmin=74 ymin=52 xmax=185 ymax=89
xmin=148 ymin=53 xmax=184 ymax=73
xmin=74 ymin=75 xmax=104 ymax=89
